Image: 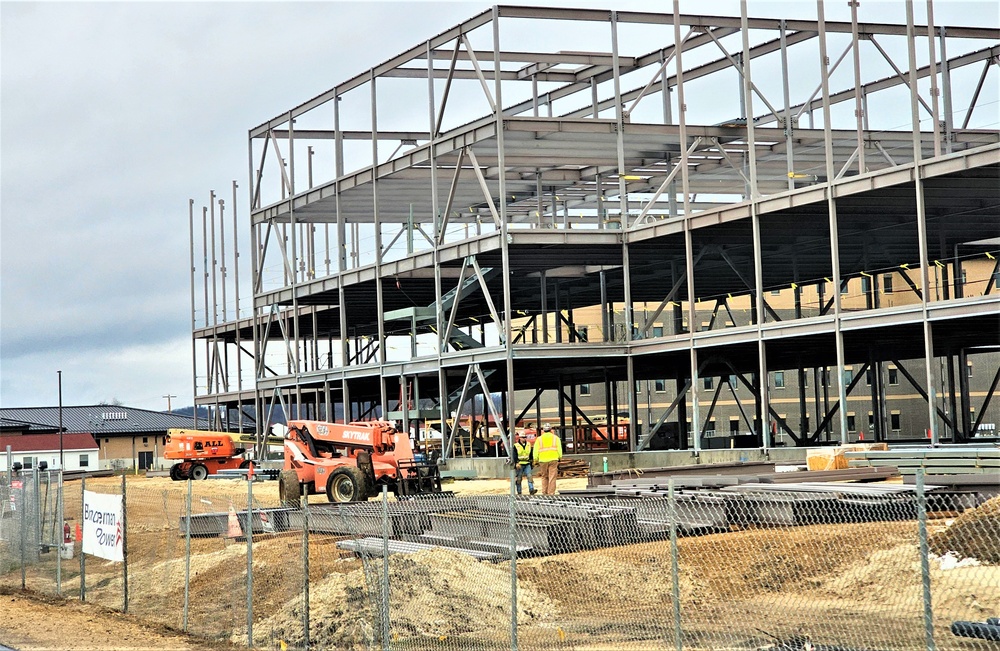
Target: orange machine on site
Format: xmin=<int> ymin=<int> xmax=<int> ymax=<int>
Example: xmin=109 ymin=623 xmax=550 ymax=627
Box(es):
xmin=279 ymin=419 xmax=442 ymax=503
xmin=164 ymin=429 xmax=255 ymax=480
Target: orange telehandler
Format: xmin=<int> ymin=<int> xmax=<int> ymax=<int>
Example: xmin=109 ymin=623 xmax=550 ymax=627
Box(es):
xmin=164 ymin=429 xmax=255 ymax=480
xmin=278 ymin=419 xmax=442 ymax=503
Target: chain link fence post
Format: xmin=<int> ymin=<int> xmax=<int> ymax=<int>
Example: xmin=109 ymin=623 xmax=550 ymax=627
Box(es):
xmin=122 ymin=473 xmax=129 ymax=613
xmin=79 ymin=476 xmax=86 ymax=602
xmin=669 ymin=478 xmax=682 ymax=651
xmin=246 ymin=474 xmax=254 ymax=648
xmin=301 ymin=492 xmax=310 ymax=650
xmin=56 ymin=471 xmax=63 ymax=596
xmin=183 ymin=478 xmax=192 ymax=632
xmin=19 ymin=474 xmax=26 ymax=589
xmin=509 ymin=466 xmax=518 ymax=651
xmin=380 ymin=484 xmax=390 ymax=651
xmin=916 ymin=469 xmax=936 ymax=651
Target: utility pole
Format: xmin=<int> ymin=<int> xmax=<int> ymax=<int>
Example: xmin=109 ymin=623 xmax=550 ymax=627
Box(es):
xmin=163 ymin=394 xmax=177 ymax=412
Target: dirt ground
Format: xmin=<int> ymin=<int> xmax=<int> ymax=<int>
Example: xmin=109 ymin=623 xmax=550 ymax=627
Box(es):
xmin=0 ymin=475 xmax=997 ymax=651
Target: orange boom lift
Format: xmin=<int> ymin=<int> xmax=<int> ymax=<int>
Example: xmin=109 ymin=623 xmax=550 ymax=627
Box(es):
xmin=164 ymin=429 xmax=255 ymax=480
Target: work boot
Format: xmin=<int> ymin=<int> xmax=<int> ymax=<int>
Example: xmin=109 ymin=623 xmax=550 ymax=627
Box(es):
xmin=529 ymin=487 xmax=537 ymax=495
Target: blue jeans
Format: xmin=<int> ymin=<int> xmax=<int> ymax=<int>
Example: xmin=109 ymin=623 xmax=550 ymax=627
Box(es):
xmin=515 ymin=463 xmax=535 ymax=494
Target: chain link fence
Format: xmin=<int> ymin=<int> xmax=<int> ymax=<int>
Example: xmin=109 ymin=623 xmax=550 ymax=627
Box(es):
xmin=1 ymin=468 xmax=997 ymax=650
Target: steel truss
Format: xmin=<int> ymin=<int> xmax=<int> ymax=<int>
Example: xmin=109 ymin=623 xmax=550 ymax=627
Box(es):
xmin=190 ymin=4 xmax=1000 ymax=455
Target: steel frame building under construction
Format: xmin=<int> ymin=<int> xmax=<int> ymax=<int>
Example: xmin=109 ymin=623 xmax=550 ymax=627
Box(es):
xmin=189 ymin=4 xmax=1000 ymax=458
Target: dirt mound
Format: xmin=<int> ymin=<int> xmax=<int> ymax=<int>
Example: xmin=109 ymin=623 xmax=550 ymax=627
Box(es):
xmin=929 ymin=495 xmax=1000 ymax=563
xmin=242 ymin=548 xmax=558 ymax=649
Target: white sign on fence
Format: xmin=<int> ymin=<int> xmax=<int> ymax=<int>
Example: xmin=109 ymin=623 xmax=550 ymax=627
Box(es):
xmin=82 ymin=490 xmax=123 ymax=562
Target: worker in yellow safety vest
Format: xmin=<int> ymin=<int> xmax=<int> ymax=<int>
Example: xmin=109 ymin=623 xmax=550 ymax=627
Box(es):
xmin=512 ymin=432 xmax=537 ymax=495
xmin=532 ymin=423 xmax=562 ymax=494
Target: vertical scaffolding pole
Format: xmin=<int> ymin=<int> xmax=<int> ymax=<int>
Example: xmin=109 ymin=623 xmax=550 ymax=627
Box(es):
xmin=906 ymin=0 xmax=940 ymax=444
xmin=371 ymin=76 xmax=388 ymax=416
xmin=779 ymin=20 xmax=796 ymax=191
xmin=232 ymin=181 xmax=244 ymax=432
xmin=925 ymin=0 xmax=943 ymax=157
xmin=493 ymin=7 xmax=515 ymax=463
xmin=674 ymin=3 xmax=700 ymax=453
xmin=189 ymin=199 xmax=199 ymax=426
xmin=849 ymin=0 xmax=867 ymax=175
xmin=817 ymin=0 xmax=850 ymax=444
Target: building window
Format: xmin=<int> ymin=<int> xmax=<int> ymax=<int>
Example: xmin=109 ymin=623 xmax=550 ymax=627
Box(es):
xmin=579 ymin=383 xmax=591 ymax=396
xmin=700 ymin=321 xmax=711 ymax=332
xmin=729 ymin=375 xmax=739 ymax=389
xmin=23 ymin=457 xmax=34 ymax=469
xmin=968 ymin=362 xmax=973 ymax=378
xmin=105 ymin=438 xmax=110 ymax=443
xmin=841 ymin=280 xmax=849 ymax=295
xmin=861 ymin=276 xmax=871 ymax=294
xmin=888 ymin=367 xmax=899 ymax=385
xmin=706 ymin=419 xmax=716 ymax=435
xmin=770 ymin=289 xmax=781 ymax=296
xmin=577 ymin=325 xmax=588 ymax=342
xmin=729 ymin=419 xmax=740 ymax=435
xmin=844 ymin=368 xmax=854 ymax=385
xmin=883 ymin=274 xmax=893 ymax=294
xmin=890 ymin=412 xmax=901 ymax=431
xmin=774 ymin=371 xmax=785 ymax=389
xmin=703 ymin=376 xmax=714 ymax=390
xmin=654 ymin=379 xmax=667 ymax=393
xmin=79 ymin=454 xmax=89 ymax=468
xmin=652 ymin=325 xmax=664 ymax=338
xmin=847 ymin=413 xmax=856 ymax=432
xmin=866 ymin=370 xmax=872 ymax=386
xmin=868 ymin=412 xmax=875 ymax=427
xmin=142 ymin=437 xmax=149 ymax=445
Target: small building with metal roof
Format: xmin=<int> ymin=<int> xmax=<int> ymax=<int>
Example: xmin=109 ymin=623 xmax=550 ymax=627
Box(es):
xmin=0 ymin=406 xmax=200 ymax=472
xmin=0 ymin=432 xmax=99 ymax=472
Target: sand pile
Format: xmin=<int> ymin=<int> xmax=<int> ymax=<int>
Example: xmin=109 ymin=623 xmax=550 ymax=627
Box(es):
xmin=929 ymin=495 xmax=1000 ymax=564
xmin=242 ymin=548 xmax=558 ymax=649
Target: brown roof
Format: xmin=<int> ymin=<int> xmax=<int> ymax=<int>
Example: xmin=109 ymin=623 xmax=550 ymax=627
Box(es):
xmin=0 ymin=432 xmax=98 ymax=453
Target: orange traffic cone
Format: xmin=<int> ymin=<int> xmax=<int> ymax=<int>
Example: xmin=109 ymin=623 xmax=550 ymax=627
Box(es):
xmin=224 ymin=502 xmax=242 ymax=539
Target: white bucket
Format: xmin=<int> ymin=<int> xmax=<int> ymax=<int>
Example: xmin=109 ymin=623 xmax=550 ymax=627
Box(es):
xmin=60 ymin=542 xmax=74 ymax=560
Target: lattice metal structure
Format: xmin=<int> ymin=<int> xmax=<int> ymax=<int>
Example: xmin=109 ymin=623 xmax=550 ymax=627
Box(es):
xmin=190 ymin=4 xmax=1000 ymax=456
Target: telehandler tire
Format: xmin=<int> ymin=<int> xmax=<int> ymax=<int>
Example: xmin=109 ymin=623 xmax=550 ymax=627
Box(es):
xmin=326 ymin=466 xmax=367 ymax=503
xmin=190 ymin=464 xmax=209 ymax=481
xmin=278 ymin=470 xmax=302 ymax=505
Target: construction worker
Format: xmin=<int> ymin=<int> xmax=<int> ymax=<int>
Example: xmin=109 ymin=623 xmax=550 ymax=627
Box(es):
xmin=533 ymin=423 xmax=562 ymax=495
xmin=513 ymin=432 xmax=537 ymax=495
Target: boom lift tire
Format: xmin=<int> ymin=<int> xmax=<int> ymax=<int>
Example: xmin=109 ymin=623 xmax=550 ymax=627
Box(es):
xmin=278 ymin=470 xmax=302 ymax=505
xmin=169 ymin=464 xmax=182 ymax=481
xmin=190 ymin=464 xmax=209 ymax=481
xmin=239 ymin=460 xmax=254 ymax=470
xmin=326 ymin=466 xmax=367 ymax=503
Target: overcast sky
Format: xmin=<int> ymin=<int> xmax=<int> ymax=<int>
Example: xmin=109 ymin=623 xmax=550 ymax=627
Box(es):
xmin=1 ymin=1 xmax=996 ymax=412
